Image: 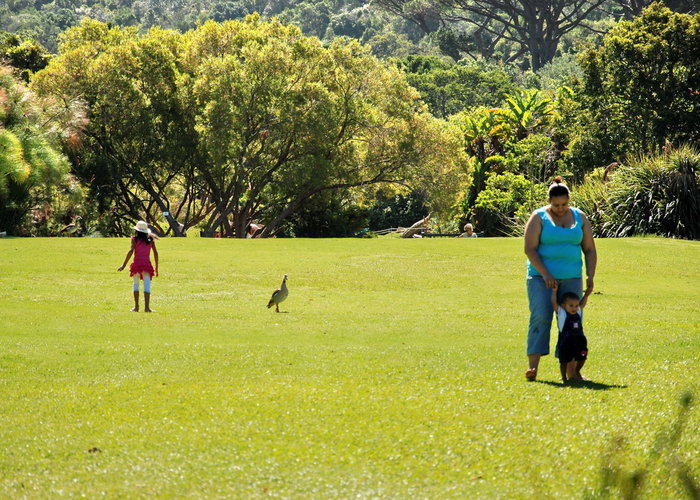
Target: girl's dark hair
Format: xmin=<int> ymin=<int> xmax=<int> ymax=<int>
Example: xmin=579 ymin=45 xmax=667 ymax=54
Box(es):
xmin=548 ymin=175 xmax=570 ymax=199
xmin=134 ymin=230 xmax=153 ymax=244
xmin=560 ymin=291 xmax=580 ymax=304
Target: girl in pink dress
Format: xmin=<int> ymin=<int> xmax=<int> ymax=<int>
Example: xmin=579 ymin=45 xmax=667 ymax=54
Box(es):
xmin=118 ymin=221 xmax=159 ymax=312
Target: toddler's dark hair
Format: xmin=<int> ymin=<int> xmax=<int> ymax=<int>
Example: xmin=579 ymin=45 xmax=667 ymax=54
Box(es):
xmin=560 ymin=291 xmax=580 ymax=304
xmin=548 ymin=175 xmax=570 ymax=198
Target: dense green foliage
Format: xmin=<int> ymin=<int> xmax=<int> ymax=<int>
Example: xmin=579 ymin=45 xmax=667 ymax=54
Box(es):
xmin=453 ymin=89 xmax=560 ymax=222
xmin=571 ymin=145 xmax=700 ymax=239
xmin=578 ymin=3 xmax=700 ymax=161
xmin=0 ymin=32 xmax=51 ymax=81
xmin=31 ymin=17 xmax=465 ymax=237
xmin=473 ymin=172 xmax=547 ymax=236
xmin=2 ymin=0 xmax=693 ymax=66
xmin=1 ymin=2 xmax=698 ymax=239
xmin=396 ymin=55 xmax=518 ymax=118
xmin=0 ymin=66 xmax=78 ymax=235
xmin=0 ymin=238 xmax=698 ymax=496
xmin=0 ymin=0 xmax=426 ymax=57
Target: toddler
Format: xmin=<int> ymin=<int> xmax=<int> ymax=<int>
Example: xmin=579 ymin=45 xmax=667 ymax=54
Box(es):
xmin=551 ymin=282 xmax=591 ymax=383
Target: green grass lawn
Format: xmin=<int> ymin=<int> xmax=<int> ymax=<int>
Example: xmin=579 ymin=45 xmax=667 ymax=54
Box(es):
xmin=0 ymin=236 xmax=698 ymax=498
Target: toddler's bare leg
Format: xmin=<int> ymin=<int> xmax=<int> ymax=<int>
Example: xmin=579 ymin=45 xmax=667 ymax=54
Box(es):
xmin=560 ymin=363 xmax=568 ymax=383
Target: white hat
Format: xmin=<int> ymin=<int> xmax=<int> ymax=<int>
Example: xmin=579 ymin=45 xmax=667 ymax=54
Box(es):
xmin=134 ymin=221 xmax=151 ymax=233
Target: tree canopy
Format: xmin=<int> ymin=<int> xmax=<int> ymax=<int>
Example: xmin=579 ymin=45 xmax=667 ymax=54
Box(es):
xmin=0 ymin=66 xmax=74 ymax=235
xmin=33 ymin=17 xmax=466 ymax=237
xmin=578 ymin=2 xmax=700 ymax=158
xmin=3 ymin=2 xmax=698 ymax=239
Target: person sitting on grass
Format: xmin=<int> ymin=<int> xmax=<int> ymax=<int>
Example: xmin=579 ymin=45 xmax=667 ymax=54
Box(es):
xmin=459 ymin=223 xmax=477 ymax=238
xmin=551 ymin=282 xmax=591 ymax=383
xmin=118 ymin=221 xmax=159 ymax=312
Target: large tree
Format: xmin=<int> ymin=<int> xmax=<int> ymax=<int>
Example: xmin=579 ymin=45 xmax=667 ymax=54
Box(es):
xmin=185 ymin=17 xmax=465 ymax=237
xmin=373 ymin=0 xmax=607 ymax=70
xmin=578 ymin=3 xmax=700 ymax=157
xmin=33 ymin=17 xmax=466 ymax=237
xmin=33 ymin=21 xmax=203 ymax=236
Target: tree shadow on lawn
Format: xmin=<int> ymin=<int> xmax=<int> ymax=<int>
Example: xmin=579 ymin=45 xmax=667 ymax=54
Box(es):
xmin=534 ymin=379 xmax=628 ymax=390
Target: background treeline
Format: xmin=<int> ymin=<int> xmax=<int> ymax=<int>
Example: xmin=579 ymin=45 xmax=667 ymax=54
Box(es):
xmin=2 ymin=0 xmax=697 ymax=64
xmin=0 ymin=2 xmax=699 ymax=238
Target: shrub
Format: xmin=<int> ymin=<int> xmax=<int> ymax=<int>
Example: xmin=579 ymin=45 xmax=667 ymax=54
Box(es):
xmin=569 ymin=167 xmax=611 ymax=236
xmin=367 ymin=190 xmax=428 ymax=231
xmin=473 ymin=172 xmax=547 ymax=236
xmin=587 ymin=391 xmax=698 ymax=499
xmin=601 ymin=145 xmax=700 ymax=239
xmin=503 ymin=133 xmax=558 ymax=181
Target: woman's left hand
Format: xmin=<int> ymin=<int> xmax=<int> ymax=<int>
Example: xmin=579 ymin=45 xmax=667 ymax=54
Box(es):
xmin=586 ymin=276 xmax=594 ymax=294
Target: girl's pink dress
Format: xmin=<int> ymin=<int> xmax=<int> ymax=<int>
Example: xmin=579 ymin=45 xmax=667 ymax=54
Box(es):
xmin=129 ymin=237 xmax=155 ymax=279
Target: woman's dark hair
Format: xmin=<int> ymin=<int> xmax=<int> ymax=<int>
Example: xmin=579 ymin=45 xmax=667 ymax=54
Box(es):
xmin=134 ymin=230 xmax=153 ymax=244
xmin=560 ymin=291 xmax=580 ymax=304
xmin=548 ymin=175 xmax=570 ymax=199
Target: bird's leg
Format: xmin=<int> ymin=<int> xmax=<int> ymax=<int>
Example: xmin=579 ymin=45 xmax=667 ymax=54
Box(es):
xmin=132 ymin=291 xmax=139 ymax=312
xmin=144 ymin=292 xmax=152 ymax=312
xmin=276 ymin=304 xmax=280 ymax=313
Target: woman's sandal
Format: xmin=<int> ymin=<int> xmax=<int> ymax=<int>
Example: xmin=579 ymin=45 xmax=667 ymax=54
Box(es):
xmin=525 ymin=368 xmax=537 ymax=381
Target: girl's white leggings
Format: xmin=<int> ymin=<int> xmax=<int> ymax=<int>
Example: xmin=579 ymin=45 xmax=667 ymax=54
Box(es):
xmin=133 ymin=273 xmax=152 ymax=293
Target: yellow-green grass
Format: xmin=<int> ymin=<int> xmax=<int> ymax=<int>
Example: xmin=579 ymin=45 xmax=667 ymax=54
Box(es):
xmin=0 ymin=237 xmax=698 ymax=498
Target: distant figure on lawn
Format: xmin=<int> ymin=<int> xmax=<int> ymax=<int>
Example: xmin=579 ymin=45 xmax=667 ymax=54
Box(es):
xmin=246 ymin=223 xmax=263 ymax=238
xmin=523 ymin=176 xmax=597 ymax=381
xmin=551 ymin=282 xmax=592 ymax=383
xmin=118 ymin=221 xmax=159 ymax=313
xmin=402 ymin=215 xmax=430 ymax=238
xmin=459 ymin=223 xmax=477 ymax=238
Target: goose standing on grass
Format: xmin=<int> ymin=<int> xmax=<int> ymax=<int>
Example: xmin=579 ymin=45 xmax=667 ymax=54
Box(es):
xmin=60 ymin=216 xmax=82 ymax=236
xmin=267 ymin=274 xmax=288 ymax=312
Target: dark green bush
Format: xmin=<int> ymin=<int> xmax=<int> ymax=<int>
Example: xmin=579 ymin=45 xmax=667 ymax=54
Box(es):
xmin=472 ymin=172 xmax=546 ymax=236
xmin=601 ymin=145 xmax=700 ymax=239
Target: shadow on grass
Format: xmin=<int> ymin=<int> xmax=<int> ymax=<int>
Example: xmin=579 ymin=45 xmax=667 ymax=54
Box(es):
xmin=534 ymin=379 xmax=628 ymax=390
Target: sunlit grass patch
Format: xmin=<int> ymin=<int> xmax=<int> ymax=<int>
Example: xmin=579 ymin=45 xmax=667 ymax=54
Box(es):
xmin=0 ymin=237 xmax=698 ymax=497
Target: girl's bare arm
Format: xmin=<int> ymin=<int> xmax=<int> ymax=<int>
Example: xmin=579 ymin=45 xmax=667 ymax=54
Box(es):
xmin=117 ymin=240 xmax=135 ymax=271
xmin=152 ymin=243 xmax=159 ymax=277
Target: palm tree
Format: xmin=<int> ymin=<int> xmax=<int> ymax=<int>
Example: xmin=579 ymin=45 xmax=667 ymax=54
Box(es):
xmin=460 ymin=109 xmax=508 ymax=209
xmin=492 ymin=90 xmax=556 ymax=140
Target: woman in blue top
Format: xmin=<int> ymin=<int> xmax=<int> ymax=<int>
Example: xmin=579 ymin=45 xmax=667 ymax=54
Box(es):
xmin=524 ymin=176 xmax=597 ymax=381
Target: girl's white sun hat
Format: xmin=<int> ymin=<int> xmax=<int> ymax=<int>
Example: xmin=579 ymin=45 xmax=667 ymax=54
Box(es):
xmin=134 ymin=221 xmax=151 ymax=233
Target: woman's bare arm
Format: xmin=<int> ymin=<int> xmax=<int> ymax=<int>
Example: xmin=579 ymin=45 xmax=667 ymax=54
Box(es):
xmin=580 ymin=212 xmax=597 ymax=295
xmin=524 ymin=212 xmax=556 ymax=288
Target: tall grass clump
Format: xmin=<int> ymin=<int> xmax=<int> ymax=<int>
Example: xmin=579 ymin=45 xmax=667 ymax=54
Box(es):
xmin=601 ymin=145 xmax=700 ymax=239
xmin=587 ymin=391 xmax=699 ymax=499
xmin=570 ymin=167 xmax=611 ymax=235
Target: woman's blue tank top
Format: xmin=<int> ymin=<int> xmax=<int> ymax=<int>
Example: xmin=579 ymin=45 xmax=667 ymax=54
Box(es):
xmin=527 ymin=206 xmax=584 ymax=279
